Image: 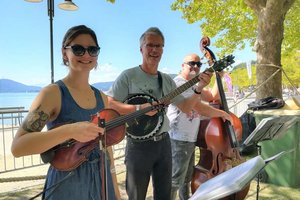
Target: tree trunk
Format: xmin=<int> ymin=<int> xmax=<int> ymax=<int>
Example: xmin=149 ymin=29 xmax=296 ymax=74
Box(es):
xmin=245 ymin=0 xmax=295 ymax=99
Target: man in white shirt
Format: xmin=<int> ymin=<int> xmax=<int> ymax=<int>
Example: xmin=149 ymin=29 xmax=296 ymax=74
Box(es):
xmin=168 ymin=53 xmax=223 ymax=200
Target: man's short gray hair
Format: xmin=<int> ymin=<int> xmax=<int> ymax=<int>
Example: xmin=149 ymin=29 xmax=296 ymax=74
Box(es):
xmin=139 ymin=27 xmax=165 ymax=47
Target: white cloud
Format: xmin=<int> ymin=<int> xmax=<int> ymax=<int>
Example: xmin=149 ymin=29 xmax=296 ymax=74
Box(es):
xmin=89 ymin=63 xmax=121 ymax=84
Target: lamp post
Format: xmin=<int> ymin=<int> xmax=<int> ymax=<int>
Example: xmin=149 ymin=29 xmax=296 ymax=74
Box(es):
xmin=25 ymin=0 xmax=78 ymax=83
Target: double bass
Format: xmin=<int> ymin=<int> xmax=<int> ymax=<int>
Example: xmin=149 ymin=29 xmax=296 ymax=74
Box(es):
xmin=191 ymin=37 xmax=250 ymax=199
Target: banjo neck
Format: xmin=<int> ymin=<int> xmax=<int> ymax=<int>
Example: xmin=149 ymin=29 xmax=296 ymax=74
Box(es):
xmin=159 ymin=60 xmax=229 ymax=104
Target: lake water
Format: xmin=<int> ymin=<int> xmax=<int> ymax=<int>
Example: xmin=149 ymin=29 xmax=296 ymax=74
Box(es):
xmin=0 ymin=92 xmax=38 ymax=110
xmin=0 ymin=92 xmax=252 ymax=116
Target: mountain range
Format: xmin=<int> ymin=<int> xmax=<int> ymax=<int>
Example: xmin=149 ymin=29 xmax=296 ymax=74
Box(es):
xmin=0 ymin=74 xmax=178 ymax=93
xmin=0 ymin=79 xmax=114 ymax=93
xmin=0 ymin=79 xmax=42 ymax=93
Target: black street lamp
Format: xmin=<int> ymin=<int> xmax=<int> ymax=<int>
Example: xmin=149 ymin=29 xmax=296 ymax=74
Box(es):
xmin=25 ymin=0 xmax=78 ymax=83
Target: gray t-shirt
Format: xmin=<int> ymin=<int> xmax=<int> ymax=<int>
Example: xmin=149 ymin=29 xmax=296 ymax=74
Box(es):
xmin=107 ymin=66 xmax=184 ymax=134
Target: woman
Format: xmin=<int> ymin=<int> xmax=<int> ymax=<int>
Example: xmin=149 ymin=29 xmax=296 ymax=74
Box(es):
xmin=11 ymin=25 xmax=120 ymax=200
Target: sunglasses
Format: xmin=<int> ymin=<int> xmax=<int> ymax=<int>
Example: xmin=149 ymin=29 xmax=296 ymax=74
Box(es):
xmin=64 ymin=45 xmax=100 ymax=57
xmin=185 ymin=61 xmax=202 ymax=68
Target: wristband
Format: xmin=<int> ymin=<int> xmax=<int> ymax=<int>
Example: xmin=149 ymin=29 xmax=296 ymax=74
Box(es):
xmin=193 ymin=88 xmax=202 ymax=95
xmin=135 ymin=104 xmax=141 ymax=111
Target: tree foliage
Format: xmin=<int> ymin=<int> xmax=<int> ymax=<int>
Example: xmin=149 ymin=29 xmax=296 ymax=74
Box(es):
xmin=171 ymin=0 xmax=298 ymax=57
xmin=221 ymin=50 xmax=300 ymax=92
xmin=281 ymin=1 xmax=300 ymax=56
xmin=281 ymin=50 xmax=300 ymax=88
xmin=171 ymin=0 xmax=299 ymax=98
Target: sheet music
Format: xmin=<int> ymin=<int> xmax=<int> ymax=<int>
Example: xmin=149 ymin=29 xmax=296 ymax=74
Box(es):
xmin=242 ymin=116 xmax=298 ymax=147
xmin=189 ymin=152 xmax=287 ymax=200
xmin=272 ymin=116 xmax=298 ymax=139
xmin=243 ymin=116 xmax=278 ymax=146
xmin=189 ymin=156 xmax=265 ymax=200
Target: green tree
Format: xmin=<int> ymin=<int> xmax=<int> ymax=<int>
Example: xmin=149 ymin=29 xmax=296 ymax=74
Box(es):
xmin=171 ymin=0 xmax=299 ymax=99
xmin=282 ymin=50 xmax=300 ymax=89
xmin=229 ymin=65 xmax=256 ymax=90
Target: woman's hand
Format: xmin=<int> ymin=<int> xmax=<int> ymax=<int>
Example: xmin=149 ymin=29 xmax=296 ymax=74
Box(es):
xmin=67 ymin=122 xmax=104 ymax=142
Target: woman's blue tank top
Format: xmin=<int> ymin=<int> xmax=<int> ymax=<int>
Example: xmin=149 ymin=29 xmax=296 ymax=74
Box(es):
xmin=43 ymin=80 xmax=116 ymax=200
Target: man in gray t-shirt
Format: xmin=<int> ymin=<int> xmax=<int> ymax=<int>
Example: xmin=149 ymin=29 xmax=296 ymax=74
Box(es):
xmin=107 ymin=27 xmax=213 ymax=200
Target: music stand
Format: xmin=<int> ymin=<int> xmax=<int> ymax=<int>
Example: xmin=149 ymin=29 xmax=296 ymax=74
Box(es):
xmin=240 ymin=115 xmax=298 ymax=199
xmin=242 ymin=115 xmax=298 ymax=149
xmin=189 ymin=151 xmax=288 ymax=200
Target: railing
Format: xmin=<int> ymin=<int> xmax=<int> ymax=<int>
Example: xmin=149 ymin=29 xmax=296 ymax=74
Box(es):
xmin=0 ymin=107 xmax=37 ymax=174
xmin=0 ymin=108 xmax=127 ymax=176
xmin=0 ymin=97 xmax=254 ymax=176
xmin=0 ymin=107 xmax=25 ymax=126
xmin=227 ymin=97 xmax=256 ymax=117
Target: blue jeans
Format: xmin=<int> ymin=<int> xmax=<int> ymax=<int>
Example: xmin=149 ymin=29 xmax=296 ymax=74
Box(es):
xmin=125 ymin=134 xmax=172 ymax=200
xmin=170 ymin=139 xmax=195 ymax=200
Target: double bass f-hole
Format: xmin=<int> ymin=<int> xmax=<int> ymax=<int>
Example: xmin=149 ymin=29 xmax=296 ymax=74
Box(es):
xmin=191 ymin=36 xmax=250 ymax=200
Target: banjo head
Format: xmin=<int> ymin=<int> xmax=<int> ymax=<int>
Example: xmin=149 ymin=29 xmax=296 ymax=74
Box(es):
xmin=124 ymin=94 xmax=164 ymax=141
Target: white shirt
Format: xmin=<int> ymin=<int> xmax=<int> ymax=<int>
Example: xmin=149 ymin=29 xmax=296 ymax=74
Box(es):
xmin=167 ymin=75 xmax=201 ymax=142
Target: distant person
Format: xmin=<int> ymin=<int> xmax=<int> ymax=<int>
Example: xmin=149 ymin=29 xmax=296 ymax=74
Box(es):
xmin=106 ymin=27 xmax=228 ymax=200
xmin=167 ymin=53 xmax=229 ymax=200
xmin=11 ymin=25 xmax=120 ymax=200
xmin=239 ymin=90 xmax=245 ymax=99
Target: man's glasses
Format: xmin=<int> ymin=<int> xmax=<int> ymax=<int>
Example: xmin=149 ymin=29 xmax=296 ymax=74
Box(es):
xmin=184 ymin=61 xmax=202 ymax=68
xmin=64 ymin=45 xmax=100 ymax=57
xmin=144 ymin=43 xmax=164 ymax=50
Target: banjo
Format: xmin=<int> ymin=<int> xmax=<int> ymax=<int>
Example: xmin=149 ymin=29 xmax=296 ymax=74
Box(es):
xmin=124 ymin=55 xmax=235 ymax=141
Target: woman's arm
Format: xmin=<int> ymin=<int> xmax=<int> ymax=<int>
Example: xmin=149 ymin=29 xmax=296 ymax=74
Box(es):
xmin=11 ymin=85 xmax=104 ymax=157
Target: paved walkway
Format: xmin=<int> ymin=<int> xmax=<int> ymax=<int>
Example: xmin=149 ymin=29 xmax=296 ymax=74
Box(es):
xmin=0 ymin=162 xmax=154 ymax=200
xmin=1 ymin=170 xmax=300 ymax=200
xmin=1 ymin=162 xmax=300 ymax=200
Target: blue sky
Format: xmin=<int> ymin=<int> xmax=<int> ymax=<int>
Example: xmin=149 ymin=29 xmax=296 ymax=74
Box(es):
xmin=0 ymin=0 xmax=255 ymax=86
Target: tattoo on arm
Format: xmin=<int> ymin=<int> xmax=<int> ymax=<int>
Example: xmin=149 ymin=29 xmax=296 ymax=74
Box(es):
xmin=22 ymin=105 xmax=50 ymax=132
